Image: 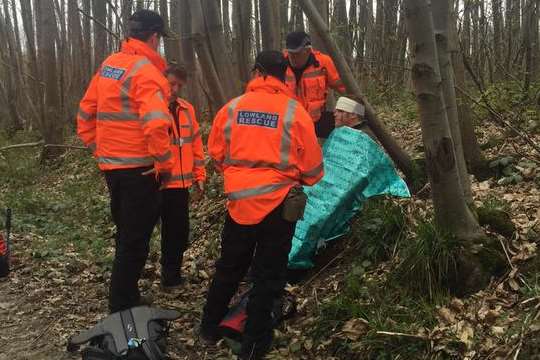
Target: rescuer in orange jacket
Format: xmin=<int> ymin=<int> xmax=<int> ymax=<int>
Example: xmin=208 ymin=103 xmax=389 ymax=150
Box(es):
xmin=199 ymin=51 xmax=324 ymax=359
xmin=159 ymin=65 xmax=206 ymax=289
xmin=285 ymin=31 xmax=346 ymax=136
xmin=76 ymin=10 xmax=173 ymax=313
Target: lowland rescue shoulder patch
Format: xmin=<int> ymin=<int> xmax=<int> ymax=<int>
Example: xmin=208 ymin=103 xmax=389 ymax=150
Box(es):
xmin=100 ymin=65 xmax=126 ymax=80
xmin=237 ymin=111 xmax=279 ymax=129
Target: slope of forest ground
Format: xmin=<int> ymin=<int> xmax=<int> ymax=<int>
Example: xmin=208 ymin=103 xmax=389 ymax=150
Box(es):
xmin=1 ymin=85 xmax=539 ymax=360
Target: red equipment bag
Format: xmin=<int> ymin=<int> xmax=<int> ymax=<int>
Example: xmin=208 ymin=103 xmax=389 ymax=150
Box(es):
xmin=0 ymin=209 xmax=11 ymax=278
xmin=218 ymin=289 xmax=297 ymax=341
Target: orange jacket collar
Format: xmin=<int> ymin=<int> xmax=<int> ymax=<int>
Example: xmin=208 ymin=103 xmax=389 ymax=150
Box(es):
xmin=121 ymin=38 xmax=167 ymax=73
xmin=246 ymin=76 xmax=295 ymax=98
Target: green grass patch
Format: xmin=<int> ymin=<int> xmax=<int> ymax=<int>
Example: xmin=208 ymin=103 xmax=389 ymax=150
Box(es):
xmin=0 ymin=137 xmax=114 ymax=263
xmin=311 ymin=199 xmax=454 ymax=358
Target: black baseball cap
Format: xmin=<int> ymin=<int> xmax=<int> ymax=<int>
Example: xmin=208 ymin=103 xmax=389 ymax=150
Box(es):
xmin=252 ymin=51 xmax=288 ymax=80
xmin=286 ymin=31 xmax=312 ymax=53
xmin=128 ymin=10 xmax=169 ymax=37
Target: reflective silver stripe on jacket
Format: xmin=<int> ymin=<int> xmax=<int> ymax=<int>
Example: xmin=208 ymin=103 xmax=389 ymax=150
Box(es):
xmin=278 ymin=99 xmax=297 ymax=169
xmin=153 ymin=150 xmax=172 ymax=162
xmin=97 ymin=156 xmax=153 ymax=166
xmin=78 ymin=109 xmax=95 ymax=121
xmin=223 ymin=95 xmax=245 ymax=163
xmin=170 ymin=173 xmax=194 ymax=181
xmin=223 ymin=97 xmax=298 ymax=172
xmin=226 ymin=181 xmax=293 ymax=201
xmin=119 ymin=58 xmax=151 ymax=113
xmin=96 ymin=111 xmax=139 ymax=121
xmin=194 ymin=159 xmax=205 ymax=166
xmin=141 ymin=111 xmax=172 ymax=123
xmin=301 ymin=162 xmax=323 ymax=179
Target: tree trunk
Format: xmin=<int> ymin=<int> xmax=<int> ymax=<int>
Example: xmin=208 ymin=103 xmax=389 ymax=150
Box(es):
xmin=309 ymin=0 xmax=328 ymax=52
xmin=233 ymin=0 xmax=252 ymax=83
xmin=82 ymin=0 xmax=93 ymax=79
xmin=332 ymin=0 xmax=351 ymax=61
xmin=178 ymin=0 xmax=202 ymax=113
xmin=92 ymin=0 xmax=108 ymax=68
xmin=280 ymin=0 xmax=289 ymax=47
xmin=404 ymin=0 xmax=482 ymax=240
xmin=492 ymin=0 xmax=503 ymax=80
xmin=449 ymin=2 xmax=484 ymax=173
xmin=290 ymin=1 xmax=305 ymax=32
xmin=200 ymin=0 xmax=241 ymax=98
xmin=160 ymin=0 xmax=176 ymax=64
xmin=37 ymin=0 xmax=64 ymax=160
xmin=189 ymin=0 xmax=228 ymax=109
xmin=0 ymin=8 xmax=23 ymax=134
xmin=432 ymin=0 xmax=473 ymax=205
xmin=297 ymin=0 xmax=416 ymax=183
xmin=259 ymin=0 xmax=281 ymax=51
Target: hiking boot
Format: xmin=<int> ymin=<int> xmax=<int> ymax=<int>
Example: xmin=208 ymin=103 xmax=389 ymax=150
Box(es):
xmin=239 ymin=335 xmax=273 ymax=360
xmin=160 ymin=273 xmax=185 ymax=290
xmin=198 ymin=323 xmax=222 ymax=346
xmin=137 ymin=294 xmax=154 ymax=307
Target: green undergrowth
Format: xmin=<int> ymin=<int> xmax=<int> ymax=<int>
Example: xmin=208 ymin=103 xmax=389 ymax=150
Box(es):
xmin=311 ymin=198 xmax=459 ymax=358
xmin=0 ymin=133 xmax=114 ymax=266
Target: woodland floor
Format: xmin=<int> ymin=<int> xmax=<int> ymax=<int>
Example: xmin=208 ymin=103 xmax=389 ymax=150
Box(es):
xmin=1 ymin=96 xmax=540 ymax=359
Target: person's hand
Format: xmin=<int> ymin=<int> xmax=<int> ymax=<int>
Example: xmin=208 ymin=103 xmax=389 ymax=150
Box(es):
xmin=141 ymin=168 xmax=156 ymax=176
xmin=192 ymin=181 xmax=205 ymax=202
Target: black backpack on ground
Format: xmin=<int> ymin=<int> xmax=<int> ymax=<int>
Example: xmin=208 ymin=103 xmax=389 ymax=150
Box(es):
xmin=67 ymin=306 xmax=180 ymax=360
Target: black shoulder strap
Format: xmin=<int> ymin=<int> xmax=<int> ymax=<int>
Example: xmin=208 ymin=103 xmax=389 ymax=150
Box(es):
xmin=68 ymin=307 xmax=181 ymax=358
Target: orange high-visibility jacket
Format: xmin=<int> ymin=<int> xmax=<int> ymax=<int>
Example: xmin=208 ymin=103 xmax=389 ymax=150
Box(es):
xmin=208 ymin=76 xmax=324 ymax=225
xmin=285 ymin=50 xmax=346 ymax=122
xmin=77 ymin=38 xmax=174 ymax=175
xmin=165 ymin=98 xmax=206 ymax=189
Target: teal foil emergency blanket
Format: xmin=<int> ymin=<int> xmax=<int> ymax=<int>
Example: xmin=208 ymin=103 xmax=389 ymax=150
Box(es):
xmin=288 ymin=127 xmax=410 ymax=269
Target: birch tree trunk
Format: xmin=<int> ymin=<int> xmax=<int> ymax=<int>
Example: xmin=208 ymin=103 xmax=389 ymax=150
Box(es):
xmin=233 ymin=0 xmax=252 ymax=83
xmin=92 ymin=0 xmax=107 ymax=67
xmin=404 ymin=0 xmax=482 ymax=240
xmin=189 ymin=0 xmax=227 ymax=108
xmin=37 ymin=0 xmax=64 ymax=160
xmin=432 ymin=0 xmax=473 ymax=205
xmin=178 ymin=0 xmax=202 ymax=113
xmin=297 ymin=0 xmax=416 ymax=183
xmin=449 ymin=2 xmax=484 ymax=173
xmin=259 ymin=0 xmax=281 ymax=51
xmin=200 ymin=0 xmax=241 ymax=98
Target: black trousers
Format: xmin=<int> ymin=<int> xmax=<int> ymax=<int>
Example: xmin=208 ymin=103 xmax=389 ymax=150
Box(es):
xmin=160 ymin=188 xmax=190 ymax=276
xmin=202 ymin=202 xmax=296 ymax=350
xmin=104 ymin=167 xmax=161 ymax=313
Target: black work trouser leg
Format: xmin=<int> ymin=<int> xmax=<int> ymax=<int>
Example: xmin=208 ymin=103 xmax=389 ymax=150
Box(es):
xmin=201 ymin=215 xmax=256 ymax=328
xmin=160 ymin=188 xmax=190 ymax=276
xmin=104 ymin=167 xmax=161 ymax=313
xmin=242 ymin=205 xmax=296 ymax=355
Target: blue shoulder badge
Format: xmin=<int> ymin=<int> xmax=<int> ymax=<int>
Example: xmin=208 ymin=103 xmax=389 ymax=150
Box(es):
xmin=237 ymin=111 xmax=279 ymax=129
xmin=100 ymin=66 xmax=126 ymax=80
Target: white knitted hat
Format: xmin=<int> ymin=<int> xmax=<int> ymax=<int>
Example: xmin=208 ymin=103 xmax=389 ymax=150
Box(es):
xmin=335 ymin=96 xmax=365 ymax=116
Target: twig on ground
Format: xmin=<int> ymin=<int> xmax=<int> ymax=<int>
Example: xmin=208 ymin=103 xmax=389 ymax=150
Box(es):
xmin=498 ymin=237 xmax=515 ymax=270
xmin=376 ymin=331 xmax=429 ymax=340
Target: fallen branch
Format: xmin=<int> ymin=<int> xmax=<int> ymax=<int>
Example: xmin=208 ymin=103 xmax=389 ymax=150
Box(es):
xmin=456 ymin=86 xmax=540 ymax=158
xmin=0 ymin=141 xmax=87 ymax=152
xmin=78 ymin=8 xmax=120 ymax=40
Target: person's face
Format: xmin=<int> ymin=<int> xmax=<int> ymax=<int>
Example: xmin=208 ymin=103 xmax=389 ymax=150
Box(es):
xmin=334 ymin=109 xmax=360 ymax=128
xmin=167 ymin=74 xmax=185 ymax=99
xmin=148 ymin=32 xmax=161 ymax=50
xmin=288 ymin=48 xmax=311 ymax=69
